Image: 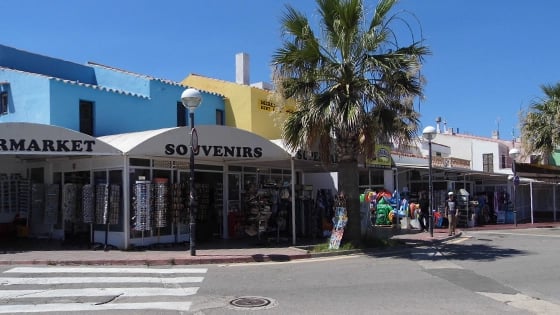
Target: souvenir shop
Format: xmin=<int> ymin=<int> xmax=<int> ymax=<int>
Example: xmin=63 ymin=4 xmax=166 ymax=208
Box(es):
xmin=1 ymin=123 xmax=332 ymax=249
xmin=0 ymin=122 xmax=122 ymax=243
xmin=362 ymin=165 xmax=512 ymax=230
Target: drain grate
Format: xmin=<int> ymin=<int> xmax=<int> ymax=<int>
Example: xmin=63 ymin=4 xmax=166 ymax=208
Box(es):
xmin=229 ymin=296 xmax=277 ymax=310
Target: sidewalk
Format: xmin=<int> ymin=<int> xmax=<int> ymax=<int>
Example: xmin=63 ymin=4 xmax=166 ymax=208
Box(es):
xmin=1 ymin=222 xmax=558 ymax=266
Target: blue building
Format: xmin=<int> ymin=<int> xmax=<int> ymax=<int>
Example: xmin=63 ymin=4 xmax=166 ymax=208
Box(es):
xmin=0 ymin=44 xmax=225 ymax=134
xmin=0 ymin=45 xmax=298 ymax=248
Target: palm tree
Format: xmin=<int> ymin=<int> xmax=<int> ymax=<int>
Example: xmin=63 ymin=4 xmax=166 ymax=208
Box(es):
xmin=520 ymin=83 xmax=560 ymax=165
xmin=272 ymin=0 xmax=429 ymax=243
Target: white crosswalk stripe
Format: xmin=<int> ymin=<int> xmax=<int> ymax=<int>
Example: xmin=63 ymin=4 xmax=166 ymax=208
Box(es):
xmin=0 ymin=266 xmax=207 ymax=313
xmin=5 ymin=266 xmax=208 ymax=274
xmin=0 ymin=276 xmax=204 ymax=285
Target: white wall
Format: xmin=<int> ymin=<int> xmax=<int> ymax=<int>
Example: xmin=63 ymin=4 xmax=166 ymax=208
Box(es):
xmin=304 ymin=172 xmax=338 ymax=197
xmin=431 ymin=133 xmax=513 ymax=174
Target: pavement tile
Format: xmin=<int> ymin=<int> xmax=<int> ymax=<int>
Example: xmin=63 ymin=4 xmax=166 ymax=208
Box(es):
xmin=1 ymin=221 xmax=558 ymax=266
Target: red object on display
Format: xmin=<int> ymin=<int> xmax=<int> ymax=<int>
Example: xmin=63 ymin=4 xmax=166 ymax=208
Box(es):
xmin=376 ymin=190 xmax=392 ymax=202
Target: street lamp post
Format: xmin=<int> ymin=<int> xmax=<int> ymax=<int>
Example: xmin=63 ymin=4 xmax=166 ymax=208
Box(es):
xmin=181 ymin=88 xmax=202 ymax=256
xmin=423 ymin=126 xmax=437 ymax=237
xmin=509 ymin=148 xmax=520 ymax=227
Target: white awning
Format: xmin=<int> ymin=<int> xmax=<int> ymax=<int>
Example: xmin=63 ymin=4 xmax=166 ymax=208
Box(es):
xmin=0 ymin=122 xmax=122 ymax=156
xmin=99 ymin=125 xmax=291 ymax=162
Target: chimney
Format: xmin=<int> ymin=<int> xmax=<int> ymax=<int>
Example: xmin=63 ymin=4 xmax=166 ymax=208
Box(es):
xmin=435 ymin=117 xmax=442 ymax=133
xmin=491 ymin=130 xmax=499 ymax=139
xmin=236 ymin=53 xmax=250 ymax=85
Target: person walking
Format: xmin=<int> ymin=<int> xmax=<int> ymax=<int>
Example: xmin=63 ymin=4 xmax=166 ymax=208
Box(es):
xmin=418 ymin=191 xmax=430 ymax=232
xmin=445 ymin=191 xmax=458 ymax=236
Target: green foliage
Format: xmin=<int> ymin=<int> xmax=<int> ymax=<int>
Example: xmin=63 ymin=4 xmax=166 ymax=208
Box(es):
xmin=310 ymin=236 xmax=403 ymax=252
xmin=272 ymin=0 xmax=429 ymax=242
xmin=520 ymin=82 xmax=560 ymax=164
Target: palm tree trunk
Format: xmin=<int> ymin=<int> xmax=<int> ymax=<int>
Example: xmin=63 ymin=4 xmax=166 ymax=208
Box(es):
xmin=338 ymin=159 xmax=361 ymax=243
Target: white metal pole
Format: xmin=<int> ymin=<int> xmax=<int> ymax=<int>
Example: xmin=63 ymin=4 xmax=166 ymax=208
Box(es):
xmin=530 ymin=181 xmax=534 ymax=224
xmin=554 ymin=184 xmax=557 ymax=222
xmin=291 ymin=158 xmax=296 ymax=245
xmin=223 ymin=163 xmax=229 ymax=239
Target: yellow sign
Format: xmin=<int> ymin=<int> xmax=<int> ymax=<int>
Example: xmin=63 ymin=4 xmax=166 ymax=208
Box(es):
xmin=366 ymin=145 xmax=392 ymax=168
xmin=259 ymin=100 xmax=276 ymax=112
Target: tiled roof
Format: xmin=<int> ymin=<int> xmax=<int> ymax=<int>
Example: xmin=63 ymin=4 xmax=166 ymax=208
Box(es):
xmin=0 ymin=66 xmax=149 ymax=99
xmin=88 ymin=63 xmax=224 ymax=98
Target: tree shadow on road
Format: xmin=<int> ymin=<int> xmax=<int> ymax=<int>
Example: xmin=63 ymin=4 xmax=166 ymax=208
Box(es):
xmin=362 ymin=239 xmax=529 ymax=262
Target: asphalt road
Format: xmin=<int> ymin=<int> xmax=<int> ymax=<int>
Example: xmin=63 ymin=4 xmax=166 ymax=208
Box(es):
xmin=1 ymin=227 xmax=559 ymax=314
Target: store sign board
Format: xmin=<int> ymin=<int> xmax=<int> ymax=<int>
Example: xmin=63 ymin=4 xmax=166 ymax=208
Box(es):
xmin=0 ymin=122 xmax=121 ymax=155
xmin=295 ymin=149 xmax=337 ymax=164
xmin=110 ymin=125 xmax=291 ymax=161
xmin=366 ymin=145 xmax=392 ymax=168
xmin=0 ymin=138 xmax=96 ymax=153
xmin=164 ymin=144 xmax=263 ymax=158
xmin=258 ymin=99 xmax=294 ymax=114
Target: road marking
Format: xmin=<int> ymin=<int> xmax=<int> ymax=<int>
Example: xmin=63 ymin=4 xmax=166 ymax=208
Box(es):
xmin=0 ymin=266 xmax=206 ymax=313
xmin=415 ymin=258 xmax=463 ymax=270
xmin=0 ymin=276 xmax=203 ymax=285
xmin=470 ymin=231 xmax=560 ymax=238
xmin=5 ymin=267 xmax=207 ymax=274
xmin=0 ymin=302 xmax=192 ymax=313
xmin=478 ymin=292 xmax=560 ymax=314
xmin=445 ymin=237 xmax=470 ymax=244
xmin=0 ymin=287 xmax=199 ymax=299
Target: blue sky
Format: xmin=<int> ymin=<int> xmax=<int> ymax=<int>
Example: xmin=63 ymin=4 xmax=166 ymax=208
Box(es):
xmin=1 ymin=0 xmax=558 ymax=140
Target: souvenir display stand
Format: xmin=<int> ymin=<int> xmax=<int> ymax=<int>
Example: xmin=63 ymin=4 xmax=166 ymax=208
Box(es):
xmin=0 ymin=174 xmax=31 ymax=237
xmin=235 ymin=184 xmax=291 ymax=243
xmin=82 ymin=184 xmax=95 ymax=245
xmin=244 ymin=187 xmax=273 ymax=240
xmin=295 ymin=184 xmax=314 ymax=238
xmin=456 ymin=189 xmax=470 ymax=228
xmin=328 ymin=194 xmax=348 ymax=250
xmin=132 ymin=180 xmax=152 ymax=246
xmin=44 ymin=184 xmax=60 ymax=228
xmin=170 ymin=183 xmax=186 ymax=243
xmin=153 ymin=179 xmax=168 ymax=243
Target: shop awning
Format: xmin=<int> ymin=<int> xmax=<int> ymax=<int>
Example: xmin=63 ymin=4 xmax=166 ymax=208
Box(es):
xmin=99 ymin=125 xmax=292 ymax=163
xmin=514 ymin=162 xmax=560 ymax=183
xmin=0 ymin=122 xmax=122 ymax=157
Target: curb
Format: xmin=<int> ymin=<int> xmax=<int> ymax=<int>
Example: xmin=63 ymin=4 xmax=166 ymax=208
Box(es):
xmin=308 ymin=249 xmax=363 ymax=258
xmin=0 ymin=253 xmax=314 ymax=266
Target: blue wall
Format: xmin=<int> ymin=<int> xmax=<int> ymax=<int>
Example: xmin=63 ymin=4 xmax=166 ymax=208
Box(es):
xmin=0 ymin=45 xmax=96 ymax=84
xmin=0 ymin=68 xmax=51 ymax=123
xmin=0 ymin=45 xmax=225 ymax=135
xmin=91 ymin=65 xmax=150 ymax=97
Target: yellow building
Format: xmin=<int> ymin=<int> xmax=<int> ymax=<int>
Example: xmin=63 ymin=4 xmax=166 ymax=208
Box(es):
xmin=181 ymin=53 xmax=294 ymax=140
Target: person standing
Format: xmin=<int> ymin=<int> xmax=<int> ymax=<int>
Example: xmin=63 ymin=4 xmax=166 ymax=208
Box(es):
xmin=445 ymin=191 xmax=457 ymax=236
xmin=418 ymin=191 xmax=429 ymax=232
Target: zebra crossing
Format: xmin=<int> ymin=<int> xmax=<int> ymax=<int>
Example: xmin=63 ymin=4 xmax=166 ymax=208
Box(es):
xmin=0 ymin=266 xmax=207 ymax=313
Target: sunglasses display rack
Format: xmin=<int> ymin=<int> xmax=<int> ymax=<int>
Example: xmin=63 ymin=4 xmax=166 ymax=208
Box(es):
xmin=153 ymin=182 xmax=168 ymax=228
xmin=108 ymin=184 xmax=120 ymax=225
xmin=133 ymin=180 xmax=152 ymax=232
xmin=0 ymin=174 xmax=30 ymax=217
xmin=95 ymin=184 xmax=109 ymax=225
xmin=62 ymin=183 xmax=78 ymax=223
xmin=44 ymin=184 xmax=60 ymax=225
xmin=82 ymin=184 xmax=94 ymax=224
xmin=171 ymin=183 xmax=186 ymax=225
xmin=30 ymin=183 xmax=45 ymax=227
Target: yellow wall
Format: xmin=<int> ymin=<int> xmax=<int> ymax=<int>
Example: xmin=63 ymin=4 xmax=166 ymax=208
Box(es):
xmin=182 ymin=74 xmax=294 ymax=140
